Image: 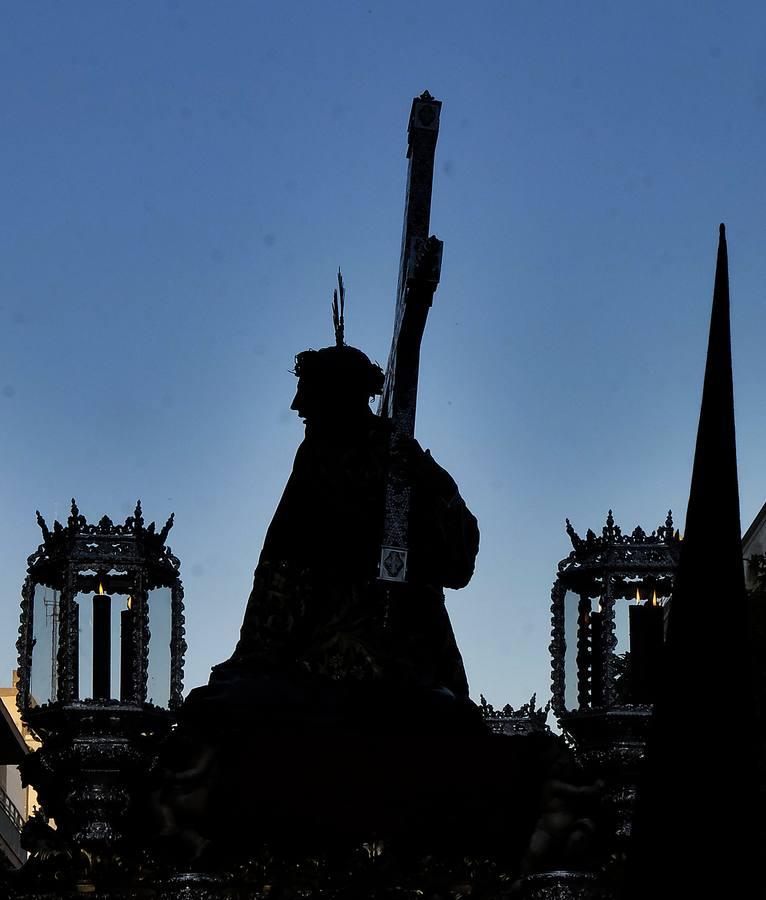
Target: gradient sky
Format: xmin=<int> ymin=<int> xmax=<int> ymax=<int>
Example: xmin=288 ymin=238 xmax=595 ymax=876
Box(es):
xmin=2 ymin=1 xmax=765 ymax=710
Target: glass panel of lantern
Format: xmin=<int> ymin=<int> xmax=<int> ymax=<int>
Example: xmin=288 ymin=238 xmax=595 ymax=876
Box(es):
xmin=562 ymin=583 xmax=606 ymax=711
xmin=147 ymin=586 xmax=172 ymax=708
xmin=30 ymin=582 xmax=59 ymax=707
xmin=563 ymin=589 xmax=580 ymax=712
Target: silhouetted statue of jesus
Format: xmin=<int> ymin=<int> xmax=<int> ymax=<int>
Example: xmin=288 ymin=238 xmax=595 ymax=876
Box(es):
xmin=182 ymin=342 xmax=482 ymax=736
xmin=150 ymin=343 xmax=599 ymax=876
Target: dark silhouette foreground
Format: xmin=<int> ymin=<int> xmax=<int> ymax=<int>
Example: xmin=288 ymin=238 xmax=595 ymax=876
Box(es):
xmin=149 ymin=345 xmax=600 ymax=879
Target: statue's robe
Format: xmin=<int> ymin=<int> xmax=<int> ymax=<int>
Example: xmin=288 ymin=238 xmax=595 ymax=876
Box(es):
xmin=183 ymin=412 xmax=482 ymax=735
xmin=241 ymin=414 xmax=478 ymax=683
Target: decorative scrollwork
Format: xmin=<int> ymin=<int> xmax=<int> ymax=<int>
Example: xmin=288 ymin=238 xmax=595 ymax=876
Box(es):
xmin=170 ymin=579 xmax=186 ymax=710
xmin=29 ymin=499 xmax=179 ymax=587
xmin=559 ymin=509 xmax=681 ymax=571
xmin=16 ymin=576 xmax=35 ymax=715
xmin=479 ymin=693 xmax=551 ymax=735
xmin=550 ymin=580 xmax=567 ymax=718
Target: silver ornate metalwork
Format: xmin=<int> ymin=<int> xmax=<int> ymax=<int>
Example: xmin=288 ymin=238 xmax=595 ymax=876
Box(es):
xmin=517 ymin=871 xmax=609 ymax=900
xmin=479 ymin=693 xmax=552 ymax=736
xmin=12 ymin=500 xmax=186 ymax=880
xmin=156 ymin=873 xmax=237 ymax=900
xmin=551 ymin=510 xmax=679 ymax=719
xmin=549 ymin=510 xmax=680 ymax=866
xmin=17 ymin=499 xmax=185 ymax=715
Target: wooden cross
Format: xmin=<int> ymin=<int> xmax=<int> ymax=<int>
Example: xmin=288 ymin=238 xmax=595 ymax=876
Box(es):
xmin=378 ymin=91 xmax=444 ymax=583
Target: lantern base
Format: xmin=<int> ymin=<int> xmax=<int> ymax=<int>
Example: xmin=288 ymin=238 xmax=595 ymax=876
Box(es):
xmin=559 ymin=704 xmax=653 ymax=844
xmin=20 ymin=701 xmax=173 ymax=851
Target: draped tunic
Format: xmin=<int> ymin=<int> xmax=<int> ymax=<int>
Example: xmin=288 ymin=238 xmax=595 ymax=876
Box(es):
xmin=184 ymin=412 xmax=480 ymax=732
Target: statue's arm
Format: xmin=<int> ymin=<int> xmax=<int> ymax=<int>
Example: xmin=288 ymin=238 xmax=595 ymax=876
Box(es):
xmin=424 ymin=452 xmax=479 ymax=589
xmin=397 ymin=438 xmax=479 ymax=589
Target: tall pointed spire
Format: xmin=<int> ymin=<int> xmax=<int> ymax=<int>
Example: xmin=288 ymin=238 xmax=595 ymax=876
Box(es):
xmin=628 ymin=225 xmax=758 ymax=897
xmin=680 ymin=224 xmax=741 ymax=569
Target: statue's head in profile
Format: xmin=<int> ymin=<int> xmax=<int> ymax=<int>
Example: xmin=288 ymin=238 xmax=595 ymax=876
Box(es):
xmin=290 ymin=271 xmax=384 ymax=427
xmin=291 ymin=345 xmax=384 ymax=426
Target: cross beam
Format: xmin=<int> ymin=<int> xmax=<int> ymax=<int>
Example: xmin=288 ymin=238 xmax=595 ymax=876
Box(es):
xmin=378 ymin=91 xmax=443 ymax=583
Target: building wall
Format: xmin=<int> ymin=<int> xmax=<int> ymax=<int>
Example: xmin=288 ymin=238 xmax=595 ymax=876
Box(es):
xmin=0 ymin=673 xmax=41 ymax=820
xmin=0 ymin=764 xmax=26 ymax=827
xmin=742 ymin=501 xmax=766 ymax=591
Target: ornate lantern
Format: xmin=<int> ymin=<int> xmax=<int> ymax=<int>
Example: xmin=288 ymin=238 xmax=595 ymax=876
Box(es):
xmin=15 ymin=500 xmax=185 ymax=852
xmin=549 ymin=510 xmax=680 ymax=845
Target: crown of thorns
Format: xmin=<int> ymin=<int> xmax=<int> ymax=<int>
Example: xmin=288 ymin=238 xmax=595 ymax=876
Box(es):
xmin=293 ymin=346 xmax=384 ymax=399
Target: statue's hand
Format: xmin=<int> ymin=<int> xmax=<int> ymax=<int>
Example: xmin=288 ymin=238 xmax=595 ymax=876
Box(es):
xmin=389 ymin=435 xmax=428 ymax=471
xmin=390 ymin=437 xmax=458 ymax=500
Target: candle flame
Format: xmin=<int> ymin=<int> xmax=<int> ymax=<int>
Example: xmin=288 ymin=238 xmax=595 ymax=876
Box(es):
xmin=98 ymin=582 xmax=105 ymax=595
xmin=127 ymin=596 xmax=132 ymax=610
xmin=635 ymin=587 xmax=641 ymax=604
xmin=652 ymin=590 xmax=658 ymax=607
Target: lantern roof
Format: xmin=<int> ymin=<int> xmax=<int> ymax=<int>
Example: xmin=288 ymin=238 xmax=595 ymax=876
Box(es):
xmin=556 ymin=510 xmax=680 ymax=596
xmin=27 ymin=499 xmax=179 ymax=590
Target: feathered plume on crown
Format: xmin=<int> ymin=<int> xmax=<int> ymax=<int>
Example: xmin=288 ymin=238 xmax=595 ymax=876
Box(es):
xmin=332 ymin=268 xmax=345 ymax=347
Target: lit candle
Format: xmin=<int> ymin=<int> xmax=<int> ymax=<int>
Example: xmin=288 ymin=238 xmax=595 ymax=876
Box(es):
xmin=92 ymin=583 xmax=111 ymax=700
xmin=120 ymin=596 xmax=135 ymax=702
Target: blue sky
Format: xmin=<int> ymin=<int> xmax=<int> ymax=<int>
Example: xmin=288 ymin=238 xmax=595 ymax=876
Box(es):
xmin=2 ymin=1 xmax=765 ymax=709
